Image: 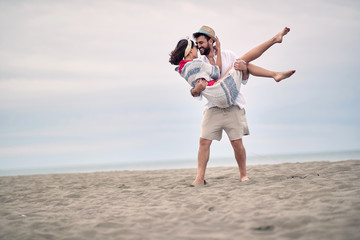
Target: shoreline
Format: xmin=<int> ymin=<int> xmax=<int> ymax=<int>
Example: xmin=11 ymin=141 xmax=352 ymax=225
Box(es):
xmin=2 ymin=149 xmax=360 ymax=177
xmin=1 ymin=160 xmax=359 ymax=240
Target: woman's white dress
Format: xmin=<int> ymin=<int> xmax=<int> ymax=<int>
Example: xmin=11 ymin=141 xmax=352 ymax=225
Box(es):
xmin=176 ymin=59 xmax=243 ymax=108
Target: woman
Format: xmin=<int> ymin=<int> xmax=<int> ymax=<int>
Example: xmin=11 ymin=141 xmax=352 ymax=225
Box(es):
xmin=169 ymin=28 xmax=296 ymax=108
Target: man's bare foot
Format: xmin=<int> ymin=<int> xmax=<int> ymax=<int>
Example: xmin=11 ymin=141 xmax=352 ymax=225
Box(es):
xmin=191 ymin=179 xmax=206 ymax=185
xmin=241 ymin=176 xmax=249 ymax=182
xmin=274 ymin=70 xmax=296 ymax=82
xmin=274 ymin=27 xmax=290 ymax=44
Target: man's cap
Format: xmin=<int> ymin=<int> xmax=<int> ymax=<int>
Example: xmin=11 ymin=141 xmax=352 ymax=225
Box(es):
xmin=193 ymin=25 xmax=216 ymax=41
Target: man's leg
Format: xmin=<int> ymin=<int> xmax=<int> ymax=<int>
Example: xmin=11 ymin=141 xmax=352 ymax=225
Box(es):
xmin=239 ymin=27 xmax=290 ymax=63
xmin=192 ymin=138 xmax=212 ymax=185
xmin=231 ymin=139 xmax=249 ymax=181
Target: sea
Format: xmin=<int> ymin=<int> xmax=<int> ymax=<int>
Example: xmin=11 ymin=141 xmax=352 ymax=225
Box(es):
xmin=1 ymin=150 xmax=360 ymax=177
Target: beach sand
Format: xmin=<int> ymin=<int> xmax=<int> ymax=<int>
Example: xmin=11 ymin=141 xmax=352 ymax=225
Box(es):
xmin=1 ymin=160 xmax=359 ymax=240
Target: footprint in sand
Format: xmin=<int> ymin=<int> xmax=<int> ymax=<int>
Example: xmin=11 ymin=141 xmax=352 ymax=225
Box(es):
xmin=251 ymin=225 xmax=275 ymax=232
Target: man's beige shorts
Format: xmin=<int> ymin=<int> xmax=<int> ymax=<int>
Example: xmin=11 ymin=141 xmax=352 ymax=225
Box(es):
xmin=200 ymin=105 xmax=250 ymax=141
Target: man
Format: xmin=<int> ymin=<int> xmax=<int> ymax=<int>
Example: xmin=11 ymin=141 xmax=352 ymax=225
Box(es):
xmin=191 ymin=26 xmax=250 ymax=185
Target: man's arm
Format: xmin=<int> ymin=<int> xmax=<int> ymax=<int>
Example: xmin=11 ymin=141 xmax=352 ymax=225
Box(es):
xmin=191 ymin=79 xmax=208 ymax=97
xmin=234 ymin=60 xmax=249 ymax=80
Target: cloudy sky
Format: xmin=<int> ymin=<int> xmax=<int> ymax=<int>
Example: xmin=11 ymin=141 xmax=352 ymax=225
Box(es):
xmin=1 ymin=0 xmax=359 ymax=170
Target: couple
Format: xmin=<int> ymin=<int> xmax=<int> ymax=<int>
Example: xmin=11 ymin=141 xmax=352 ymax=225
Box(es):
xmin=169 ymin=26 xmax=295 ymax=185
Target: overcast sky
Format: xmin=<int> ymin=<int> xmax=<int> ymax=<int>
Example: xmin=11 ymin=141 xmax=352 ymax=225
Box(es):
xmin=1 ymin=0 xmax=359 ymax=169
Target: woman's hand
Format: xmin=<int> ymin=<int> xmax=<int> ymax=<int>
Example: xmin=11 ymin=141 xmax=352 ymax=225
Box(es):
xmin=214 ymin=36 xmax=221 ymax=55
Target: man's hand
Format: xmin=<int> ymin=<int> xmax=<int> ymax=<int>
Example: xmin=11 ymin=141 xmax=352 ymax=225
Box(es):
xmin=191 ymin=78 xmax=207 ymax=97
xmin=234 ymin=59 xmax=248 ymax=71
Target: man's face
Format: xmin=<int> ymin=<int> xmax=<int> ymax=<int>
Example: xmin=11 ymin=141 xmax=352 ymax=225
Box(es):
xmin=195 ymin=35 xmax=211 ymax=56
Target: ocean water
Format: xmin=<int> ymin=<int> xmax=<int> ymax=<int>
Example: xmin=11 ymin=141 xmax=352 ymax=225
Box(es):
xmin=1 ymin=150 xmax=360 ymax=177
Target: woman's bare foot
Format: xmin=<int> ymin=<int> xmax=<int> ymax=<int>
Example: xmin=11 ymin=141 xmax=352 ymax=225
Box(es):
xmin=274 ymin=70 xmax=296 ymax=82
xmin=274 ymin=27 xmax=290 ymax=44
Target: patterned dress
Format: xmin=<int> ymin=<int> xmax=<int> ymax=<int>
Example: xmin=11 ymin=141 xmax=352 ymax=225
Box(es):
xmin=176 ymin=59 xmax=243 ymax=108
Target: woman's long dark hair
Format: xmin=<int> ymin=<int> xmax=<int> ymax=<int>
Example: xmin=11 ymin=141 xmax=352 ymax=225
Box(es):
xmin=169 ymin=39 xmax=194 ymax=65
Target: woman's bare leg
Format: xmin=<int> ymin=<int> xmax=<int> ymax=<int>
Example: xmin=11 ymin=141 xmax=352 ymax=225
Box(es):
xmin=247 ymin=63 xmax=295 ymax=82
xmin=239 ymin=27 xmax=290 ymax=63
xmin=213 ymin=66 xmax=233 ymax=85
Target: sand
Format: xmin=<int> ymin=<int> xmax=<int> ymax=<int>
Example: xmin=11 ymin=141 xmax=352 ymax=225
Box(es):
xmin=0 ymin=160 xmax=359 ymax=240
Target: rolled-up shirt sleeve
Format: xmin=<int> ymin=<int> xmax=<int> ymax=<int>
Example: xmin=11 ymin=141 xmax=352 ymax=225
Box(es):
xmin=189 ymin=86 xmax=203 ymax=100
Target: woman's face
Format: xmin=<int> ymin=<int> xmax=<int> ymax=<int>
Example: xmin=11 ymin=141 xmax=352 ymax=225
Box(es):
xmin=191 ymin=46 xmax=198 ymax=59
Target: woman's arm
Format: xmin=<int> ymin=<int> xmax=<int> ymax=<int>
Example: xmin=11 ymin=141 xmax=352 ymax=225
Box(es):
xmin=214 ymin=36 xmax=222 ymax=73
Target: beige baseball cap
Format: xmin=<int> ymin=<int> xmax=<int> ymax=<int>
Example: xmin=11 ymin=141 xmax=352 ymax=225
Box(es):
xmin=193 ymin=25 xmax=216 ymax=41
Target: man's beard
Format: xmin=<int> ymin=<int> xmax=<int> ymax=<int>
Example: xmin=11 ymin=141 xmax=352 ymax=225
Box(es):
xmin=199 ymin=45 xmax=211 ymax=55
